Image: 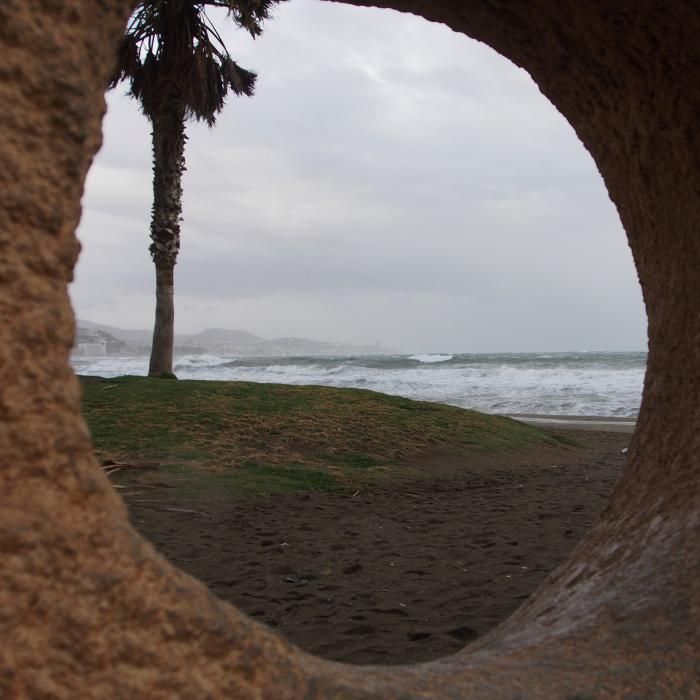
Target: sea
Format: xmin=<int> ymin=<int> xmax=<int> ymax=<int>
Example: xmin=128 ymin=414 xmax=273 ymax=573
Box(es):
xmin=72 ymin=351 xmax=646 ymax=418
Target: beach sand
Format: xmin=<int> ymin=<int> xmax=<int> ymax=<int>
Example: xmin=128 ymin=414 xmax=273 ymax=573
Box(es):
xmin=117 ymin=425 xmax=628 ymax=665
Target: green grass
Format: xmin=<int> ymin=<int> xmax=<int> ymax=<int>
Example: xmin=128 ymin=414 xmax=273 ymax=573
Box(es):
xmin=235 ymin=462 xmax=338 ymax=494
xmin=82 ymin=375 xmax=563 ymax=494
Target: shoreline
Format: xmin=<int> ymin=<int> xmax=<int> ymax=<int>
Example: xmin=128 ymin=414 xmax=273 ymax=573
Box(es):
xmin=78 ymin=374 xmax=639 ymax=430
xmin=507 ymin=414 xmax=636 ymax=433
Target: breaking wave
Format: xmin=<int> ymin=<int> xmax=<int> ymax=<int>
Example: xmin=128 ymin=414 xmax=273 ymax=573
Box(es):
xmin=408 ymin=354 xmax=454 ymax=363
xmin=72 ymin=351 xmax=646 ymax=417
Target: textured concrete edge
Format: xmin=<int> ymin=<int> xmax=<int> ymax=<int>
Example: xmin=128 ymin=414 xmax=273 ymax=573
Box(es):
xmin=0 ymin=0 xmax=698 ymax=697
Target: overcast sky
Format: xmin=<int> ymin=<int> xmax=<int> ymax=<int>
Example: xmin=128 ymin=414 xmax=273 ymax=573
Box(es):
xmin=72 ymin=0 xmax=647 ymax=353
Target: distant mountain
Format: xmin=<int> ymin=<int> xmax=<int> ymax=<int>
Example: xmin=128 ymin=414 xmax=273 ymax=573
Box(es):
xmin=74 ymin=320 xmax=390 ymax=357
xmin=78 ymin=320 xmax=152 ymax=347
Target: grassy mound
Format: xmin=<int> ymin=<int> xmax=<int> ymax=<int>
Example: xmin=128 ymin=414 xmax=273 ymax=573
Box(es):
xmin=82 ymin=376 xmax=559 ymax=494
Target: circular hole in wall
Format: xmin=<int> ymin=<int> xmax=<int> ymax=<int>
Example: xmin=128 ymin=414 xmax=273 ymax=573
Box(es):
xmin=73 ymin=1 xmax=645 ymax=666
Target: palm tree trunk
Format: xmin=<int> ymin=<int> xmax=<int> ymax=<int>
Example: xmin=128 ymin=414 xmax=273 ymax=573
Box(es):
xmin=148 ymin=108 xmax=186 ymax=377
xmin=150 ymin=260 xmax=175 ymax=376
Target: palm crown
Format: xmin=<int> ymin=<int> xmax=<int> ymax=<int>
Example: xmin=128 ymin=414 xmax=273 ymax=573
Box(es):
xmin=109 ymin=0 xmax=276 ymax=124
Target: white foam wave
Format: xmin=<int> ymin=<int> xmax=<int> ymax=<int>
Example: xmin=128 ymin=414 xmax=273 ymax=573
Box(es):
xmin=408 ymin=354 xmax=454 ymax=363
xmin=71 ymin=355 xmax=148 ymax=376
xmin=174 ymin=354 xmax=232 ymax=369
xmin=71 ymin=353 xmax=645 ymax=417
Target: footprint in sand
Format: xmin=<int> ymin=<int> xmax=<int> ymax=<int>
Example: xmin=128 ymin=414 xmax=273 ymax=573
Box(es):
xmin=447 ymin=626 xmax=478 ymax=642
xmin=408 ymin=632 xmax=432 ymax=641
xmin=343 ymin=624 xmax=376 ymax=636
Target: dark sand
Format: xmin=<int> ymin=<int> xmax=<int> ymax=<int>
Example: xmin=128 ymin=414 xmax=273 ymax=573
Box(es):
xmin=117 ymin=427 xmax=628 ymax=665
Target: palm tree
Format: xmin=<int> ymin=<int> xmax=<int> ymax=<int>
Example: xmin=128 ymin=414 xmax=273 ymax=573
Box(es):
xmin=109 ymin=0 xmax=276 ymax=377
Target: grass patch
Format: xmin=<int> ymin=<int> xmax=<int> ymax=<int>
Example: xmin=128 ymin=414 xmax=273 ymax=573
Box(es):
xmin=82 ymin=375 xmax=563 ymax=493
xmin=235 ymin=463 xmax=338 ymax=494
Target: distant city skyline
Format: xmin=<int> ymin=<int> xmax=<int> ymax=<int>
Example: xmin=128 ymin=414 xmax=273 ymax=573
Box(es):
xmin=72 ymin=0 xmax=647 ymax=353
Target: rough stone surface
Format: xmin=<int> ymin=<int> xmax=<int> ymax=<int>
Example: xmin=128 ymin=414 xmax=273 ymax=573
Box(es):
xmin=1 ymin=0 xmax=698 ymax=697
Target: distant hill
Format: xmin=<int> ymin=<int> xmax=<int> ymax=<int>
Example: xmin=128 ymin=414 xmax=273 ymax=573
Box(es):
xmin=74 ymin=324 xmax=129 ymax=355
xmin=78 ymin=320 xmax=153 ymax=347
xmin=74 ymin=320 xmax=390 ymax=357
xmin=77 ymin=321 xmax=263 ymax=350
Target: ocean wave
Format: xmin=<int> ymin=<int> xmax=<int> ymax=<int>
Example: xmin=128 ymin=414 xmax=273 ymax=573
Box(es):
xmin=408 ymin=354 xmax=454 ymax=364
xmin=71 ymin=351 xmax=646 ymax=417
xmin=174 ymin=354 xmax=232 ymax=369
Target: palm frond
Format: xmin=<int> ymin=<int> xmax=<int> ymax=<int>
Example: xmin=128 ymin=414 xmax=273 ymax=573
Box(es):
xmin=108 ymin=35 xmax=140 ymax=89
xmin=109 ymin=0 xmax=276 ymax=122
xmin=206 ymin=1 xmax=278 ymax=36
xmin=221 ymin=57 xmax=256 ymax=96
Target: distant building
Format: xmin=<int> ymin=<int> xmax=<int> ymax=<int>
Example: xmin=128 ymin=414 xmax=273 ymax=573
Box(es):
xmin=73 ymin=325 xmax=130 ymax=355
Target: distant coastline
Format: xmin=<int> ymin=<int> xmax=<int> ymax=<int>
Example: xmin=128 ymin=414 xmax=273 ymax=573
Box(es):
xmin=73 ymin=319 xmax=392 ymax=358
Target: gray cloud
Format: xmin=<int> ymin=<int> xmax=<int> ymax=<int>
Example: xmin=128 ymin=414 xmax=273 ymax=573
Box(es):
xmin=72 ymin=0 xmax=646 ymax=352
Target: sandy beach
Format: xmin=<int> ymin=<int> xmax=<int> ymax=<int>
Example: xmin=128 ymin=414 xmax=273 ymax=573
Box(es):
xmin=116 ymin=422 xmax=629 ymax=666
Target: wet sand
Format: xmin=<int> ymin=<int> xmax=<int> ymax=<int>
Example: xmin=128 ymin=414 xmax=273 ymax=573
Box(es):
xmin=118 ymin=426 xmax=629 ymax=665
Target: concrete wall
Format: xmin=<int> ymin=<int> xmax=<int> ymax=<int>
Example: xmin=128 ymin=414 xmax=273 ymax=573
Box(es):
xmin=1 ymin=1 xmax=697 ymax=696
